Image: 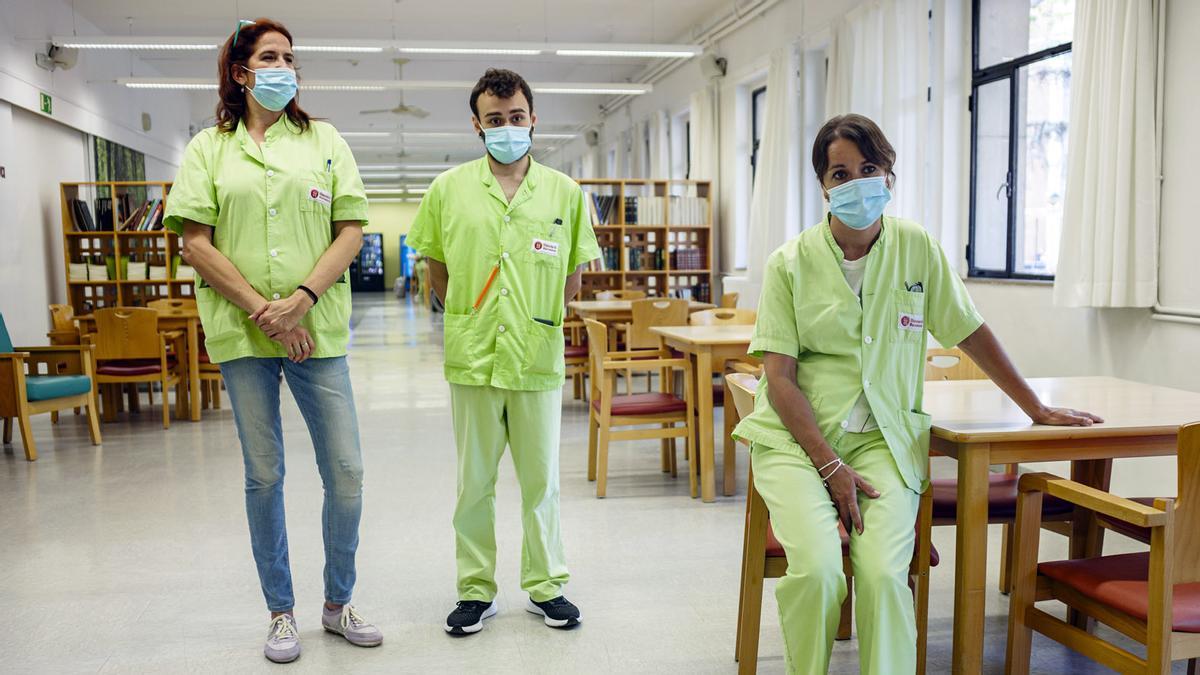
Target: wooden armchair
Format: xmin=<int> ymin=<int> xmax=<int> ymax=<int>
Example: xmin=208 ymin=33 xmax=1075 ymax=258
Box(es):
xmin=87 ymin=308 xmax=185 ymax=429
xmin=1006 ymin=423 xmax=1200 ymax=674
xmin=615 ymin=298 xmax=689 ymax=394
xmin=584 ymin=318 xmax=694 ymax=498
xmin=726 ymin=372 xmax=935 ymax=674
xmin=0 ymin=312 xmax=101 ymax=461
xmin=47 ymin=304 xmax=80 ymax=346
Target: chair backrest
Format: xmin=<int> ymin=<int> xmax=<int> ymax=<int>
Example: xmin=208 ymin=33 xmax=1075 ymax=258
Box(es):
xmin=924 ymin=347 xmax=986 ymax=381
xmin=147 ymin=298 xmax=197 ymax=312
xmin=92 ymin=308 xmax=161 ymax=361
xmin=628 ymin=298 xmax=689 ymax=350
xmin=725 ymin=372 xmax=759 ymax=421
xmin=719 ymin=292 xmax=739 ymax=308
xmin=690 ymin=308 xmax=757 ymax=326
xmin=583 ymin=318 xmax=611 ymax=399
xmin=48 ymin=304 xmax=75 ymax=331
xmin=1174 ymin=423 xmax=1200 ymax=582
xmin=596 ymin=289 xmax=647 ymax=301
xmin=0 ymin=313 xmax=13 ymax=353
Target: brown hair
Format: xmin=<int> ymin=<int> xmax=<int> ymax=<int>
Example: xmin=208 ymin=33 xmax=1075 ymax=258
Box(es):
xmin=215 ymin=18 xmax=311 ymax=134
xmin=811 ymin=114 xmax=896 ymax=184
xmin=469 ymin=68 xmax=534 ymax=118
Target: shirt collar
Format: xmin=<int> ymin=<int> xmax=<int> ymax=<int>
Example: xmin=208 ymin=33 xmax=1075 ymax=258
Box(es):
xmin=821 ymin=213 xmax=890 ymax=264
xmin=478 ymin=155 xmax=540 ymax=209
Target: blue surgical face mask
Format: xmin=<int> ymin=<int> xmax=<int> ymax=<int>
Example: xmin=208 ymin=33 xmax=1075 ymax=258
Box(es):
xmin=827 ymin=176 xmax=892 ymax=230
xmin=482 ymin=125 xmax=532 ymax=165
xmin=241 ymin=66 xmax=297 ymax=112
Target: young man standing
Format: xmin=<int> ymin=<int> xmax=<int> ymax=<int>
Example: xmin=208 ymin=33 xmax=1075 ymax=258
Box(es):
xmin=407 ymin=68 xmax=601 ymax=636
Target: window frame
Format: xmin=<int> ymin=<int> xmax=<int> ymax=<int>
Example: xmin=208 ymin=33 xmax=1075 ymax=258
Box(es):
xmin=750 ymin=85 xmax=767 ymax=184
xmin=967 ymin=0 xmax=1072 ymax=281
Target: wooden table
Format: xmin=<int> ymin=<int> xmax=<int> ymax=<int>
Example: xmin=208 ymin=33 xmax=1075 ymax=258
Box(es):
xmin=77 ymin=309 xmax=203 ymax=422
xmin=568 ymin=299 xmax=715 ymax=323
xmin=650 ymin=324 xmax=754 ymax=502
xmin=923 ymin=376 xmax=1200 ymax=673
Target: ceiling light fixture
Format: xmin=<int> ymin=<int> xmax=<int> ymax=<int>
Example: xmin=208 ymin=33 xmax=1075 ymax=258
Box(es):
xmin=119 ymin=78 xmax=650 ymax=95
xmin=556 ymin=49 xmax=698 ymax=58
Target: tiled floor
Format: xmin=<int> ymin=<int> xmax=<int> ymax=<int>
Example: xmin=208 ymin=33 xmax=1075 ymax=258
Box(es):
xmin=0 ymin=294 xmax=1187 ymax=673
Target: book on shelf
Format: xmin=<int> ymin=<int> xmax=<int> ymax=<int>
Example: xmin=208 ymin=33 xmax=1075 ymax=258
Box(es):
xmin=68 ymin=262 xmax=88 ymax=281
xmin=127 ymin=261 xmax=148 ymax=281
xmin=94 ymin=197 xmax=114 ymax=231
xmin=624 ymin=196 xmax=666 ymax=225
xmin=668 ymin=196 xmax=710 ymax=225
xmin=68 ymin=198 xmax=97 ymax=231
xmin=175 ymin=264 xmax=195 ymax=280
xmin=670 ymin=247 xmax=705 ymax=270
xmin=584 ymin=192 xmax=620 ymax=226
xmin=119 ymin=202 xmax=148 ymax=231
xmin=86 ymin=262 xmax=108 ymax=281
xmin=148 ymin=264 xmax=168 ymax=280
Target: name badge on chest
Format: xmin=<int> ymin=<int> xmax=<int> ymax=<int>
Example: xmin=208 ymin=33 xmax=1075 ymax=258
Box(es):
xmin=308 ymin=186 xmax=332 ymax=206
xmin=531 ymin=238 xmax=560 ymax=257
xmin=898 ymin=312 xmax=924 ymax=332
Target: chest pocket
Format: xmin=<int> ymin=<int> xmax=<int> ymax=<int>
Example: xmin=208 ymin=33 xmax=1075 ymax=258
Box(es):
xmin=299 ymin=171 xmax=332 ymax=215
xmin=521 ymin=220 xmax=568 ymax=272
xmin=890 ymin=288 xmax=926 ymax=344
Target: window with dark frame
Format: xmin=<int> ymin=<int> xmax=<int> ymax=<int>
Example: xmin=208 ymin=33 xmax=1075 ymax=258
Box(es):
xmin=751 ymin=85 xmax=767 ymax=184
xmin=685 ymin=120 xmax=691 ymax=180
xmin=968 ymin=0 xmax=1075 ymax=280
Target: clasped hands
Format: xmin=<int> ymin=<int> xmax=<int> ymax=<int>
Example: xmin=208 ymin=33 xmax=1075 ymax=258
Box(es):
xmin=250 ymin=292 xmax=315 ymax=363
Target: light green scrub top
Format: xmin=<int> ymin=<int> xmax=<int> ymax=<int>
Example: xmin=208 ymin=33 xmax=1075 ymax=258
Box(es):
xmin=406 ymin=157 xmax=602 ymax=392
xmin=733 ymin=216 xmax=985 ymax=491
xmin=164 ymin=117 xmax=369 ymax=363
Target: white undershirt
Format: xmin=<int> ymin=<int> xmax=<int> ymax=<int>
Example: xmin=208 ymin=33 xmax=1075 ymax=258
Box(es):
xmin=840 ymin=256 xmax=877 ymax=433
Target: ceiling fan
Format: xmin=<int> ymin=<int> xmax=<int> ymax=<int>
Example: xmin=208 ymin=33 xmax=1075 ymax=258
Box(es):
xmin=359 ymin=58 xmax=429 ymax=119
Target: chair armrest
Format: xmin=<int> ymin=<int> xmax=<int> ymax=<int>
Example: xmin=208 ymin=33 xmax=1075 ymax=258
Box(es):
xmin=728 ymin=361 xmax=763 ymax=376
xmin=15 ymin=345 xmax=91 ymax=356
xmin=604 ymin=349 xmax=666 ymax=361
xmin=1018 ymin=472 xmax=1168 ymax=528
xmin=16 ymin=344 xmax=94 ymax=376
xmin=160 ymin=330 xmax=185 ymax=340
xmin=601 ymin=358 xmax=688 ymax=371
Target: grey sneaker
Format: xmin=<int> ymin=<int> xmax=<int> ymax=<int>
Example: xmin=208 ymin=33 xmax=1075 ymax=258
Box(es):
xmin=264 ymin=614 xmax=301 ymax=663
xmin=322 ymin=604 xmax=383 ymax=647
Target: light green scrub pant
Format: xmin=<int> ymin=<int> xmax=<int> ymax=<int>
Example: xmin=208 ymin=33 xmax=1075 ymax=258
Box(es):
xmin=450 ymin=383 xmax=570 ymax=603
xmin=751 ymin=430 xmax=919 ymax=674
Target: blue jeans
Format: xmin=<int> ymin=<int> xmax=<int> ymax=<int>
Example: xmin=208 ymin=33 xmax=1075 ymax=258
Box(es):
xmin=220 ymin=356 xmax=364 ymax=612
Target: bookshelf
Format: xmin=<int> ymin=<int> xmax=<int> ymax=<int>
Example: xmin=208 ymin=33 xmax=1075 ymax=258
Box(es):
xmin=59 ymin=181 xmax=196 ymax=314
xmin=576 ymin=179 xmax=713 ymax=303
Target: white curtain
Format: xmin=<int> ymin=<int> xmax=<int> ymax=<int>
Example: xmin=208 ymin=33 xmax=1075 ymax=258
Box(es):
xmin=747 ymin=44 xmax=802 ymax=285
xmin=648 ymin=110 xmax=671 ymax=178
xmin=825 ymin=0 xmax=967 ymax=258
xmin=688 ymin=84 xmax=719 ymax=183
xmin=1053 ymin=0 xmax=1158 ymax=308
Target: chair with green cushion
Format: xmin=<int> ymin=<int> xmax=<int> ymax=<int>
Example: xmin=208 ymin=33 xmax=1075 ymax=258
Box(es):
xmin=0 ymin=312 xmax=102 ymax=461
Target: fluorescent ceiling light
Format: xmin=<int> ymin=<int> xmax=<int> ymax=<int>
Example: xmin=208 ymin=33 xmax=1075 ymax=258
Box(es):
xmin=357 ymin=164 xmax=456 ymax=171
xmin=365 ymin=187 xmax=429 ymax=195
xmin=361 ymin=172 xmax=444 ymax=179
xmin=398 ymin=47 xmax=542 ymax=56
xmin=556 ymin=49 xmax=697 ymax=58
xmin=339 ymin=132 xmax=394 ymax=138
xmin=294 ymin=45 xmax=384 ymax=53
xmin=59 ymin=42 xmax=216 ymax=51
xmin=367 ymin=197 xmax=424 ymax=203
xmin=119 ymin=78 xmax=649 ymax=96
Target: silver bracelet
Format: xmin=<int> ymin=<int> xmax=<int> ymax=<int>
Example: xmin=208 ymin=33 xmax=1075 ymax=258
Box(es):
xmin=816 ymin=457 xmax=841 ymax=474
xmin=819 ymin=458 xmax=844 ymax=482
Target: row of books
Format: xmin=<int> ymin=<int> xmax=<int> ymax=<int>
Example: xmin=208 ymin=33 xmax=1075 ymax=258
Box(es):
xmin=670 ymin=248 xmax=706 ymax=270
xmin=67 ymin=256 xmax=193 ymax=281
xmin=68 ymin=197 xmax=165 ymax=232
xmin=624 ymin=196 xmax=666 ymax=225
xmin=668 ymin=196 xmax=709 ymax=225
xmin=585 ymin=193 xmax=621 ymax=226
xmin=626 ymin=247 xmax=665 ymax=271
xmin=671 ymin=280 xmax=712 ymax=303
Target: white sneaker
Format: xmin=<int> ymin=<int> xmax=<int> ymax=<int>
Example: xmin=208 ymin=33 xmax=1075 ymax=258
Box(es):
xmin=264 ymin=614 xmax=301 ymax=663
xmin=322 ymin=604 xmax=383 ymax=647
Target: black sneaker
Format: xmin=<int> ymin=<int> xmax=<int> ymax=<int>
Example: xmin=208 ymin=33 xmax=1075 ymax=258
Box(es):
xmin=444 ymin=600 xmax=497 ymax=636
xmin=525 ymin=596 xmax=581 ymax=629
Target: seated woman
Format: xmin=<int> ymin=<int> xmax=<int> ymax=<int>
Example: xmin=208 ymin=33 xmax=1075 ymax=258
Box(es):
xmin=732 ymin=113 xmax=1102 ymax=674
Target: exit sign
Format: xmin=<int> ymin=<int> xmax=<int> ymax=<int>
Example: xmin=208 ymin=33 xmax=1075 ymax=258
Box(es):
xmin=39 ymin=92 xmax=52 ymax=115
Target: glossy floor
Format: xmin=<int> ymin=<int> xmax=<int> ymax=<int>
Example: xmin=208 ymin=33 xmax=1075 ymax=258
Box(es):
xmin=0 ymin=294 xmax=1184 ymax=673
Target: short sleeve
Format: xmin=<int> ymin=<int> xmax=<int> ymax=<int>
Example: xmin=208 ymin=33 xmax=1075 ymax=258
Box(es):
xmin=164 ymin=133 xmax=217 ymax=234
xmin=407 ymin=178 xmax=444 ymax=262
xmin=748 ymin=249 xmax=801 ymax=358
xmin=330 ymin=133 xmax=369 ymax=226
xmin=567 ymin=186 xmax=602 ymax=271
xmin=924 ymin=233 xmax=984 ymax=347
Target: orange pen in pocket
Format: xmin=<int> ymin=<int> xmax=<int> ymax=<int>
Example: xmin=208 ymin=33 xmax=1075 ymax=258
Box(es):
xmin=472 ymin=260 xmax=501 ymax=311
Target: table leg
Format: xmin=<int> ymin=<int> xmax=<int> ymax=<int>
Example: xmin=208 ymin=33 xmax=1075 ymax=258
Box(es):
xmin=1067 ymin=458 xmax=1113 ymax=629
xmin=951 ymin=442 xmax=990 ymax=674
xmin=723 ymin=376 xmax=737 ymax=496
xmin=695 ymin=348 xmax=715 ymax=503
xmin=187 ymin=319 xmax=201 ymax=422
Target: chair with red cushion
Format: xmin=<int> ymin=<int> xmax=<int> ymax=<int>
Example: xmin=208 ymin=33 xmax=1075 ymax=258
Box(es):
xmin=87 ymin=308 xmax=185 ymax=429
xmin=925 ymin=347 xmax=1077 ymax=594
xmin=563 ymin=315 xmax=588 ymax=400
xmin=726 ymin=373 xmax=937 ymax=674
xmin=1006 ymin=423 xmax=1200 ymax=674
xmin=583 ymin=318 xmax=693 ymax=498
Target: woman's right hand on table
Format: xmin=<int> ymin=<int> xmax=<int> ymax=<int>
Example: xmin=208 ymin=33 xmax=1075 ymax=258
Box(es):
xmin=823 ymin=463 xmax=879 ymax=535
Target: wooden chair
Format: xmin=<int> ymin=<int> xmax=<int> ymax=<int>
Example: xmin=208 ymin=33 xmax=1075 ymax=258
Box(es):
xmin=689 ymin=308 xmax=758 ymax=326
xmin=47 ymin=304 xmax=80 ymax=346
xmin=595 ymin=289 xmax=647 ymax=301
xmin=87 ymin=308 xmax=185 ymax=429
xmin=149 ymin=300 xmax=222 ymax=410
xmin=1006 ymin=423 xmax=1200 ymax=674
xmin=0 ymin=312 xmax=102 ymax=461
xmin=615 ymin=298 xmax=690 ymax=394
xmin=584 ymin=318 xmax=694 ymax=498
xmin=925 ymin=347 xmax=1075 ymax=594
xmin=719 ymin=292 xmax=740 ymax=308
xmin=726 ymin=372 xmax=935 ymax=674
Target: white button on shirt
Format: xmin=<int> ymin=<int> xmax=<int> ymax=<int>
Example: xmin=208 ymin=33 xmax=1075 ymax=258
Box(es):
xmin=503 ymin=216 xmax=511 ymax=222
xmin=270 ymin=249 xmax=278 ymax=257
xmin=266 ymin=170 xmax=275 ymax=177
xmin=269 ymin=208 xmax=277 ymax=217
xmin=498 ymin=325 xmax=506 ymax=333
xmin=272 ymin=293 xmax=281 ymax=300
xmin=841 ymin=420 xmax=850 ymax=430
xmin=500 ymin=288 xmax=509 ymax=296
xmin=864 ymin=335 xmax=873 ymax=344
xmin=502 ymin=252 xmax=511 ymax=260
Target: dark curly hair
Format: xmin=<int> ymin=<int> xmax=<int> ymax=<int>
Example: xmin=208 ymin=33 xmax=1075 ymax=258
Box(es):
xmin=469 ymin=68 xmax=534 ymax=118
xmin=215 ymin=18 xmax=311 ymax=134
